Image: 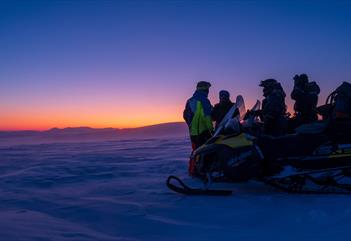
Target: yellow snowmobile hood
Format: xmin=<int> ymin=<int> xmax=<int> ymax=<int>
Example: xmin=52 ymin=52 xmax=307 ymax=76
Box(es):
xmin=194 ymin=133 xmax=254 ymax=155
xmin=214 ymin=133 xmax=253 ymax=149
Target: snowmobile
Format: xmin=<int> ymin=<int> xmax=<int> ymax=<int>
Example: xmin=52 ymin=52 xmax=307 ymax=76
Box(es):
xmin=167 ymin=95 xmax=351 ymax=195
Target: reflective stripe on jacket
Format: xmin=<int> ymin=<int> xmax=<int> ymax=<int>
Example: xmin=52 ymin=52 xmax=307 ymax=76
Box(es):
xmin=190 ymin=101 xmax=213 ymax=136
xmin=183 ymin=90 xmax=213 ymax=136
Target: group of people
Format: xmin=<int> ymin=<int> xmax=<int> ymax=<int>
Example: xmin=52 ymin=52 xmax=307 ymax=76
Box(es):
xmin=183 ymin=75 xmax=351 ymax=150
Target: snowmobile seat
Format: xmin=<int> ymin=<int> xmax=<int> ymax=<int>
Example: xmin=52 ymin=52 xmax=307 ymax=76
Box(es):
xmin=289 ymin=154 xmax=351 ymax=170
xmin=255 ymin=133 xmax=327 ymax=161
xmin=255 ymin=133 xmax=329 ymax=176
xmin=295 ymin=121 xmax=327 ymax=134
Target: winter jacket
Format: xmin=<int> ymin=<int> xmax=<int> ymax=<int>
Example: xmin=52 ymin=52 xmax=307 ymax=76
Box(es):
xmin=291 ymin=81 xmax=320 ymax=122
xmin=262 ymin=89 xmax=286 ymax=122
xmin=262 ymin=87 xmax=287 ymax=136
xmin=183 ymin=90 xmax=213 ymax=136
xmin=211 ymin=101 xmax=234 ymax=128
xmin=333 ymin=82 xmax=351 ymax=119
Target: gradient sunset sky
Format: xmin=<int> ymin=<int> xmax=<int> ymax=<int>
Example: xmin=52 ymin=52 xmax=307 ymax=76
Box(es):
xmin=1 ymin=1 xmax=350 ymax=130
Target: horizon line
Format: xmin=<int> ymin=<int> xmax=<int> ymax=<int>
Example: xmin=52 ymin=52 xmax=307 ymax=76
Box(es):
xmin=0 ymin=121 xmax=187 ymax=132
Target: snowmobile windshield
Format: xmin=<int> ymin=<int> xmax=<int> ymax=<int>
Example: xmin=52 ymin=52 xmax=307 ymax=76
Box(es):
xmin=213 ymin=95 xmax=248 ymax=137
xmin=236 ymin=95 xmax=246 ymax=120
xmin=223 ymin=118 xmax=241 ymax=134
xmin=242 ymin=100 xmax=261 ymax=129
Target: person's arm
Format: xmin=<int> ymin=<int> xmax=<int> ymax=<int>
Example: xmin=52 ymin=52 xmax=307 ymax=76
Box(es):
xmin=211 ymin=105 xmax=219 ymax=122
xmin=183 ymin=100 xmax=193 ymax=126
xmin=206 ymin=99 xmax=213 ymax=116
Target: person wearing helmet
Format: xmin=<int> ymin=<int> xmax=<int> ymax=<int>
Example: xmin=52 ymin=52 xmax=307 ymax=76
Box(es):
xmin=325 ymin=81 xmax=351 ymax=143
xmin=290 ymin=74 xmax=320 ymax=129
xmin=259 ymin=79 xmax=287 ymax=136
xmin=332 ymin=81 xmax=351 ymax=120
xmin=211 ymin=90 xmax=234 ymax=129
xmin=183 ymin=81 xmax=214 ymax=150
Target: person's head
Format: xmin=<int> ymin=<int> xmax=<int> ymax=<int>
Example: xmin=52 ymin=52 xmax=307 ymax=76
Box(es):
xmin=293 ymin=74 xmax=309 ymax=89
xmin=196 ymin=81 xmax=211 ymax=95
xmin=259 ymin=78 xmax=278 ymax=97
xmin=299 ymin=74 xmax=309 ymax=83
xmin=219 ymin=90 xmax=230 ymax=103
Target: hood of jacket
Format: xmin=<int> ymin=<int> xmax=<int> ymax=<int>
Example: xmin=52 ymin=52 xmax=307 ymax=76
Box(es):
xmin=192 ymin=90 xmax=212 ymax=116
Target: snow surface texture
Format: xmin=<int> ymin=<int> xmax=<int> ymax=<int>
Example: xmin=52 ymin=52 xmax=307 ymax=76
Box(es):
xmin=0 ymin=138 xmax=351 ymax=241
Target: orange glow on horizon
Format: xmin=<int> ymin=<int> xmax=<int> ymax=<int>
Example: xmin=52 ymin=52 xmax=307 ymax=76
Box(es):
xmin=0 ymin=118 xmax=185 ymax=131
xmin=1 ymin=95 xmax=299 ymax=131
xmin=1 ymin=115 xmax=185 ymax=131
xmin=1 ymin=105 xmax=297 ymax=131
xmin=0 ymin=104 xmax=185 ymax=131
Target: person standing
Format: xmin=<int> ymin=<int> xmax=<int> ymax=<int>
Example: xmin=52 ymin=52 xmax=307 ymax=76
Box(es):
xmin=291 ymin=74 xmax=320 ymax=127
xmin=211 ymin=90 xmax=234 ymax=128
xmin=183 ymin=81 xmax=213 ymax=150
xmin=259 ymin=79 xmax=287 ymax=136
xmin=326 ymin=81 xmax=351 ymax=143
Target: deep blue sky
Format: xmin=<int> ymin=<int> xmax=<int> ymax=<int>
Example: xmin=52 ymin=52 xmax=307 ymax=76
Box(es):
xmin=1 ymin=0 xmax=350 ymax=129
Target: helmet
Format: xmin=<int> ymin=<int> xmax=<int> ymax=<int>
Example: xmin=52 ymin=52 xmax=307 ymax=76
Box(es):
xmin=196 ymin=81 xmax=211 ymax=90
xmin=299 ymin=74 xmax=309 ymax=83
xmin=293 ymin=74 xmax=309 ymax=88
xmin=259 ymin=79 xmax=278 ymax=88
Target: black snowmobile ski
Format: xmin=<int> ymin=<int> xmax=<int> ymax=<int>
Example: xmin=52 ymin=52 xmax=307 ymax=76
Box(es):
xmin=166 ymin=176 xmax=232 ymax=196
xmin=263 ymin=166 xmax=351 ymax=194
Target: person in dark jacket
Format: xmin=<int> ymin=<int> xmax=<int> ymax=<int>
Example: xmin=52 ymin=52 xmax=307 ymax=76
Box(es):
xmin=333 ymin=82 xmax=351 ymax=119
xmin=259 ymin=79 xmax=287 ymax=136
xmin=325 ymin=81 xmax=351 ymax=143
xmin=183 ymin=81 xmax=214 ymax=150
xmin=211 ymin=90 xmax=234 ymax=128
xmin=291 ymin=74 xmax=320 ymax=127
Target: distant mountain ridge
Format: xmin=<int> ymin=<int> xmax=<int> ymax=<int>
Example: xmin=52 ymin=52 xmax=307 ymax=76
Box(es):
xmin=0 ymin=122 xmax=188 ymax=146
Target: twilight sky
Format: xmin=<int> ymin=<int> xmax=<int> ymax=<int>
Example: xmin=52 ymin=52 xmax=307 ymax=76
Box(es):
xmin=1 ymin=0 xmax=350 ymax=130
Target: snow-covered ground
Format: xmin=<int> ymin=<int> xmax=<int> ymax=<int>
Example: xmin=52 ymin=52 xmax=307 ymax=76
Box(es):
xmin=0 ymin=137 xmax=350 ymax=241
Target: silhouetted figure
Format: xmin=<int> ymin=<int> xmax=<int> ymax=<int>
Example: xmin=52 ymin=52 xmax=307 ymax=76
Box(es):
xmin=259 ymin=79 xmax=287 ymax=136
xmin=325 ymin=81 xmax=351 ymax=143
xmin=291 ymin=74 xmax=320 ymax=128
xmin=332 ymin=82 xmax=351 ymax=119
xmin=211 ymin=90 xmax=234 ymax=128
xmin=183 ymin=81 xmax=213 ymax=150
